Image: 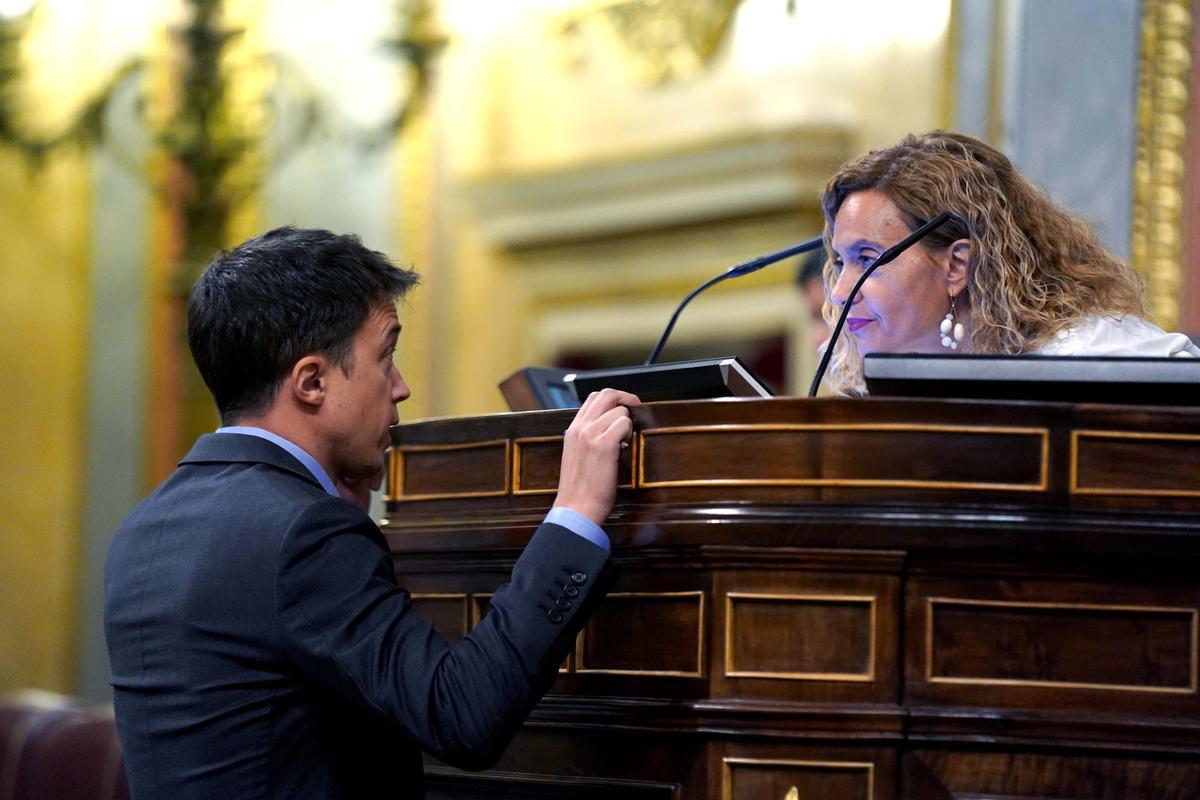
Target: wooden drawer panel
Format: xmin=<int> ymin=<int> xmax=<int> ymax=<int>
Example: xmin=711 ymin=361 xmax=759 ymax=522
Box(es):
xmin=724 ymin=757 xmax=874 ymax=800
xmin=726 ymin=593 xmax=875 ymax=680
xmin=393 ymin=441 xmax=509 ymax=499
xmin=908 ymin=749 xmax=1200 ymax=799
xmin=908 ymin=576 xmax=1200 ymax=716
xmin=1072 ymin=430 xmax=1200 ymax=497
xmin=714 ymin=569 xmax=900 ymax=705
xmin=577 ymin=592 xmax=705 ymax=676
xmin=640 ymin=425 xmax=1047 ymax=492
xmin=514 ymin=437 xmax=636 ymax=494
xmin=926 ymin=598 xmax=1195 ymax=692
xmin=409 ymin=593 xmax=469 ymax=644
xmin=713 ymin=742 xmax=893 ymax=800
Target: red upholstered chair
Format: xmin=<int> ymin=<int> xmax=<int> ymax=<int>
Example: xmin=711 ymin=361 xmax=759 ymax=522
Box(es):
xmin=0 ymin=692 xmax=129 ymax=800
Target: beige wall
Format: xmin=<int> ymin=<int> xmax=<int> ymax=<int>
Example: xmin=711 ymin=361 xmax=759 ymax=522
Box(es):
xmin=401 ymin=0 xmax=953 ymax=418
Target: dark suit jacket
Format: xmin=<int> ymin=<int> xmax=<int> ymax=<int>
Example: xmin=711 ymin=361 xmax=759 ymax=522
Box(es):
xmin=104 ymin=433 xmax=612 ymax=799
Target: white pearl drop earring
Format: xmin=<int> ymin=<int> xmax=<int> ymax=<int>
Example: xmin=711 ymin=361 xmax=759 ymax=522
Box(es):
xmin=940 ymin=294 xmax=965 ymax=350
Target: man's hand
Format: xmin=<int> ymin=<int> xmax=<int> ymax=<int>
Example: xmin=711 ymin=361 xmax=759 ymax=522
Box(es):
xmin=336 ymin=467 xmax=385 ymax=512
xmin=553 ymin=388 xmax=641 ymax=526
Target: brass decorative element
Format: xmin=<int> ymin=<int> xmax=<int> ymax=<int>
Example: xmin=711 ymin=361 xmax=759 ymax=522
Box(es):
xmin=555 ymin=0 xmax=743 ymax=85
xmin=637 ymin=424 xmax=1050 ymax=492
xmin=1133 ymin=0 xmax=1192 ymax=330
xmin=924 ymin=596 xmax=1199 ymax=694
xmin=721 ymin=757 xmax=875 ymax=800
xmin=785 ymin=788 xmax=799 ymax=800
xmin=389 ymin=439 xmax=512 ymax=501
xmin=1070 ymin=429 xmax=1200 ymax=497
xmin=724 ymin=592 xmax=877 ymax=682
xmin=575 ymin=591 xmax=706 ymax=676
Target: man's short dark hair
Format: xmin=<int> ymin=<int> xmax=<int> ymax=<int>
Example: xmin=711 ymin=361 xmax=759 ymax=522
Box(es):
xmin=187 ymin=226 xmax=419 ymax=423
xmin=795 ymin=248 xmax=826 ymax=289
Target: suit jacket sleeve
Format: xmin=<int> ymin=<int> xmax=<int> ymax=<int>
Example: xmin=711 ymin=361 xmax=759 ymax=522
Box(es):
xmin=273 ymin=496 xmax=613 ymax=769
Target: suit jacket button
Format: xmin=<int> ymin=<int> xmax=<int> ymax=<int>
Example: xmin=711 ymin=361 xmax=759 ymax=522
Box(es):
xmin=556 ymin=597 xmax=572 ymax=611
xmin=563 ymin=585 xmax=579 ymax=598
xmin=571 ymin=571 xmax=587 ymax=585
xmin=547 ymin=609 xmax=564 ymax=624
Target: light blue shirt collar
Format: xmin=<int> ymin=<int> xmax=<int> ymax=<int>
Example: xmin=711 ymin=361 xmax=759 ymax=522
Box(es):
xmin=215 ymin=426 xmax=339 ymax=498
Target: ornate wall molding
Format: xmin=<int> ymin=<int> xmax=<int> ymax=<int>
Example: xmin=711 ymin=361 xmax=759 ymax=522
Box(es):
xmin=466 ymin=126 xmax=849 ymax=249
xmin=555 ymin=0 xmax=743 ymax=85
xmin=1133 ymin=0 xmax=1192 ymax=330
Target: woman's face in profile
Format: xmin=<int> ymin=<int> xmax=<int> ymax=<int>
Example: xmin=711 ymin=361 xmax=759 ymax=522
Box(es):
xmin=829 ymin=189 xmax=956 ymax=356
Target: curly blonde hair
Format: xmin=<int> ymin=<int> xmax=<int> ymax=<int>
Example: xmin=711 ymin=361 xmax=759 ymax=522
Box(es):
xmin=820 ymin=130 xmax=1145 ymax=395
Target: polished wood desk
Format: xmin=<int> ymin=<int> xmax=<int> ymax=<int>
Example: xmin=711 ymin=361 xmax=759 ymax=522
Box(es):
xmin=382 ymin=397 xmax=1200 ymax=800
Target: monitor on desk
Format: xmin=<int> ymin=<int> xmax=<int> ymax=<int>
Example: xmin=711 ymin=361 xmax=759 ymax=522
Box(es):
xmin=863 ymin=354 xmax=1200 ymax=406
xmin=566 ymin=357 xmax=774 ymax=405
xmin=499 ymin=357 xmax=774 ymax=410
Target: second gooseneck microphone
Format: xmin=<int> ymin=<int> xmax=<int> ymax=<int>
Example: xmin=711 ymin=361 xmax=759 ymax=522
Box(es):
xmin=645 ymin=236 xmax=825 ymax=366
xmin=806 ymin=211 xmax=959 ymax=397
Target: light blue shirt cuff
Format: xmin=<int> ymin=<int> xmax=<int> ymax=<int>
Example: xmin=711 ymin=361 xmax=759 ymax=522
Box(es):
xmin=545 ymin=507 xmax=610 ymax=554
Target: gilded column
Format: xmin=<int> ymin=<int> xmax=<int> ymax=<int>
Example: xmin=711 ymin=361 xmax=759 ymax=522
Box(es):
xmin=1133 ymin=0 xmax=1191 ymax=330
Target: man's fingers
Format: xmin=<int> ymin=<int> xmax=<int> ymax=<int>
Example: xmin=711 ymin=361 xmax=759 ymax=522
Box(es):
xmin=588 ymin=389 xmax=640 ymax=412
xmin=575 ymin=387 xmax=599 ymax=417
xmin=575 ymin=404 xmax=632 ymax=445
xmin=555 ymin=390 xmax=639 ymax=526
xmin=600 ymin=412 xmax=634 ymax=445
xmin=570 ymin=388 xmax=641 ymax=429
xmin=596 ymin=406 xmax=633 ymax=439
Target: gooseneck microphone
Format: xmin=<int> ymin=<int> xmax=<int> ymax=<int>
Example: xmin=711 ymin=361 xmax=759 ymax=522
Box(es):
xmin=645 ymin=236 xmax=825 ymax=365
xmin=807 ymin=211 xmax=959 ymax=397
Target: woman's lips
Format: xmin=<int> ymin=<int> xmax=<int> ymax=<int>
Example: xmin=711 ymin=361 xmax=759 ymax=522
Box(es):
xmin=846 ymin=318 xmax=874 ymax=333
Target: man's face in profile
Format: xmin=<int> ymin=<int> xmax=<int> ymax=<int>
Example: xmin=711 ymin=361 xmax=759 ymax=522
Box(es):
xmin=321 ymin=301 xmax=411 ymax=484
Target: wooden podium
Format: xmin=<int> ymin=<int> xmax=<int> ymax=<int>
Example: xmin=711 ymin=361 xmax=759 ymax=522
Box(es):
xmin=382 ymin=397 xmax=1200 ymax=799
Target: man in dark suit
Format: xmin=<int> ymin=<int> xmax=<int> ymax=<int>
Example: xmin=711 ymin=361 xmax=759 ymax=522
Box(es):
xmin=104 ymin=227 xmax=639 ymax=799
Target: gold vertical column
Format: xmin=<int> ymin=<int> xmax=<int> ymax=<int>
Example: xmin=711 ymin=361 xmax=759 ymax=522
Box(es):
xmin=144 ymin=0 xmax=268 ymax=487
xmin=1133 ymin=0 xmax=1192 ymax=330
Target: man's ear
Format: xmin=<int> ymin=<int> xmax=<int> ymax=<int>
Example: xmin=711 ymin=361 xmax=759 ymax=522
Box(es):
xmin=288 ymin=355 xmax=328 ymax=409
xmin=946 ymin=238 xmax=972 ymax=296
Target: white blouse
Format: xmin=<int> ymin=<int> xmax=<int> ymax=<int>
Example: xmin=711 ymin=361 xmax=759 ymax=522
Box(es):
xmin=1034 ymin=315 xmax=1200 ymax=358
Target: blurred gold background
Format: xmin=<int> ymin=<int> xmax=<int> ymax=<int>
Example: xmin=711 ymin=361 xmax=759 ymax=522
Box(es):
xmin=0 ymin=0 xmax=1193 ymax=700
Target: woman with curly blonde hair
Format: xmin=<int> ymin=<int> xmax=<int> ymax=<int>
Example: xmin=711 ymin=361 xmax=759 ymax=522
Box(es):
xmin=820 ymin=130 xmax=1197 ymax=395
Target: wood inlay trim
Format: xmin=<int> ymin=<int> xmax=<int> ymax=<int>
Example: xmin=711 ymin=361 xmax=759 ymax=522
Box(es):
xmin=924 ymin=596 xmax=1199 ymax=693
xmin=722 ymin=757 xmax=876 ymax=800
xmin=724 ymin=592 xmax=877 ymax=682
xmin=575 ymin=591 xmax=706 ymax=676
xmin=512 ymin=435 xmax=638 ymax=495
xmin=637 ymin=424 xmax=1049 ymax=492
xmin=408 ymin=593 xmax=469 ymax=638
xmin=1070 ymin=429 xmax=1200 ymax=497
xmin=469 ymin=593 xmax=493 ymax=629
xmin=513 ymin=436 xmax=562 ymax=496
xmin=391 ymin=439 xmax=512 ymax=501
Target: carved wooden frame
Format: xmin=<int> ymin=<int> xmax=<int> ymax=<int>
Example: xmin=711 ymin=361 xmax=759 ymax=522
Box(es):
xmin=924 ymin=596 xmax=1199 ymax=694
xmin=723 ymin=592 xmax=877 ymax=682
